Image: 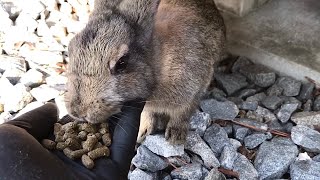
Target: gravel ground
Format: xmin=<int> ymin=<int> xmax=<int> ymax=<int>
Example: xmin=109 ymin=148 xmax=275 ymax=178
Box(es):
xmin=1 ymin=1 xmax=320 ymax=180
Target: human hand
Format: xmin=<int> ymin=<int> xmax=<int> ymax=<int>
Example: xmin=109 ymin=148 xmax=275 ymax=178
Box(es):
xmin=0 ymin=100 xmax=145 ymax=180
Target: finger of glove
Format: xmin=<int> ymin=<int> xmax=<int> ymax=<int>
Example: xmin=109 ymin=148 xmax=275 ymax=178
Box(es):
xmin=108 ymin=100 xmax=145 ymax=177
xmin=5 ymin=102 xmax=58 ymax=141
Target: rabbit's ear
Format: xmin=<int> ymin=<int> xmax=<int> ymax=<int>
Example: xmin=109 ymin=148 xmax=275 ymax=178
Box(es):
xmin=119 ymin=0 xmax=160 ymax=44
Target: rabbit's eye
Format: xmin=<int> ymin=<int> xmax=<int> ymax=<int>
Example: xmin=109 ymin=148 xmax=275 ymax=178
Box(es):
xmin=114 ymin=54 xmax=129 ymax=73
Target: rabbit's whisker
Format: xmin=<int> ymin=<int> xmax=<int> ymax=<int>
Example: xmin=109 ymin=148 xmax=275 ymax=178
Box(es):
xmin=110 ymin=115 xmax=129 ymax=135
xmin=117 ymin=112 xmax=139 ymax=131
xmin=121 ymin=105 xmax=142 ymax=110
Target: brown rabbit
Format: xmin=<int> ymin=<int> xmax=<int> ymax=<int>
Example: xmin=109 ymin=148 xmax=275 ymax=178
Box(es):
xmin=66 ymin=0 xmax=225 ymax=144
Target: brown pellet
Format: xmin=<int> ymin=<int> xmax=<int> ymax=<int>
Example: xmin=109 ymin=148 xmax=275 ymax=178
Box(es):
xmin=78 ymin=131 xmax=88 ymax=140
xmin=94 ymin=142 xmax=103 ymax=149
xmin=88 ymin=147 xmax=110 ymax=160
xmin=102 ymin=133 xmax=112 ymax=146
xmin=55 ymin=134 xmax=64 ymax=142
xmin=56 ymin=142 xmax=67 ymax=150
xmin=43 ymin=120 xmax=112 ymax=169
xmin=82 ymin=154 xmax=94 ymax=169
xmin=78 ymin=123 xmax=97 ymax=133
xmin=95 ymin=132 xmax=102 ymax=140
xmin=54 ymin=123 xmax=62 ymax=135
xmin=41 ymin=139 xmax=56 ymax=150
xmin=63 ymin=148 xmax=87 ymax=160
xmin=63 ymin=132 xmax=78 ymax=141
xmin=99 ymin=127 xmax=108 ymax=134
xmin=65 ymin=138 xmax=81 ymax=150
xmin=82 ymin=135 xmax=98 ymax=151
xmin=62 ymin=122 xmax=77 ymax=131
xmin=63 ymin=148 xmax=74 ymax=159
xmin=99 ymin=123 xmax=108 ymax=129
xmin=65 ymin=128 xmax=76 ymax=134
xmin=71 ymin=149 xmax=88 ymax=159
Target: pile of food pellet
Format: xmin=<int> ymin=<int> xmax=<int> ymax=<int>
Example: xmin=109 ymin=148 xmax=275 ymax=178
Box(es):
xmin=41 ymin=121 xmax=112 ymax=169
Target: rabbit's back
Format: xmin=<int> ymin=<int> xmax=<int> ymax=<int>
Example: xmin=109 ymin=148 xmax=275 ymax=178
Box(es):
xmin=149 ymin=0 xmax=225 ymax=106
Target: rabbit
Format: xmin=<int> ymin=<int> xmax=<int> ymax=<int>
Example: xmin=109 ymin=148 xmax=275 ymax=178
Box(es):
xmin=65 ymin=0 xmax=225 ymax=145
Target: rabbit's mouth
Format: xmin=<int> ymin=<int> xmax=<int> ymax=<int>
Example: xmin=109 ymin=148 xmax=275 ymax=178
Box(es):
xmin=76 ymin=105 xmax=122 ymax=124
xmin=65 ymin=97 xmax=123 ymax=124
xmin=86 ymin=106 xmax=122 ymax=124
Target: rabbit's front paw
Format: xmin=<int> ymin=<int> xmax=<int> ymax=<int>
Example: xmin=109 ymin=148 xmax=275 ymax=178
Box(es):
xmin=137 ymin=124 xmax=154 ymax=144
xmin=137 ymin=110 xmax=156 ymax=143
xmin=165 ymin=125 xmax=187 ymax=145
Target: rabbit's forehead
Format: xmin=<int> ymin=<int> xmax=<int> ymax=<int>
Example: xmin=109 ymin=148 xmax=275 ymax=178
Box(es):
xmin=68 ymin=23 xmax=132 ymax=75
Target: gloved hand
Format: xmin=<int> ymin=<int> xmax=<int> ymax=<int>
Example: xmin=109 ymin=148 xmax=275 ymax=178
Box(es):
xmin=0 ymin=100 xmax=145 ymax=180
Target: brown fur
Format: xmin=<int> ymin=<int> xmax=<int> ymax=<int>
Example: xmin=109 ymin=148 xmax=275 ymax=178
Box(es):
xmin=65 ymin=0 xmax=225 ymax=144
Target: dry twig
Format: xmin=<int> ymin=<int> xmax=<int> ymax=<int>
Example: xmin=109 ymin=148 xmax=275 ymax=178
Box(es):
xmin=163 ymin=157 xmax=178 ymax=169
xmin=305 ymin=76 xmax=320 ymax=96
xmin=218 ymin=168 xmax=239 ymax=179
xmin=231 ymin=120 xmax=290 ymax=137
xmin=175 ymin=157 xmax=189 ymax=165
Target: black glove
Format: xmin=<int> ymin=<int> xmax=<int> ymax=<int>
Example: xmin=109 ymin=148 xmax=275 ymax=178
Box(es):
xmin=0 ymin=101 xmax=145 ymax=180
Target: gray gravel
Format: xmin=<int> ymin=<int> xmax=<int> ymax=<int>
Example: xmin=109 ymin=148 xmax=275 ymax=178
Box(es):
xmin=281 ymin=96 xmax=302 ymax=109
xmin=246 ymin=92 xmax=267 ymax=103
xmin=239 ymin=64 xmax=276 ymax=87
xmin=291 ymin=111 xmax=320 ymax=126
xmin=131 ymin=145 xmax=168 ymax=172
xmin=303 ymin=99 xmax=313 ymax=112
xmin=254 ymin=138 xmax=299 ymax=179
xmin=200 ymin=99 xmax=239 ymax=120
xmin=298 ymin=83 xmax=315 ymax=102
xmin=0 ymin=56 xmax=26 ymax=75
xmin=142 ymin=134 xmax=184 ymax=157
xmin=219 ymin=145 xmax=238 ymax=170
xmin=290 ymin=160 xmax=320 ymax=180
xmin=314 ymin=95 xmax=320 ymax=111
xmin=2 ymin=83 xmax=33 ymax=112
xmin=30 ymin=84 xmax=60 ymax=102
xmin=261 ymin=95 xmax=283 ymax=110
xmin=276 ymin=103 xmax=299 ymax=123
xmin=129 ymin=168 xmax=156 ymax=180
xmin=186 ymin=131 xmax=220 ymax=168
xmin=255 ymin=106 xmax=278 ymax=122
xmin=2 ymin=67 xmax=25 ymax=85
xmin=244 ymin=133 xmax=268 ymax=149
xmin=19 ymin=69 xmax=44 ymax=87
xmin=277 ymin=76 xmax=302 ymax=96
xmin=231 ymin=56 xmax=253 ymax=73
xmin=215 ymin=73 xmax=248 ymax=96
xmin=266 ymin=84 xmax=284 ymax=96
xmin=291 ymin=125 xmax=320 ymax=153
xmin=204 ymin=168 xmax=226 ymax=180
xmin=229 ymin=138 xmax=242 ymax=150
xmin=204 ymin=124 xmax=231 ymax=156
xmin=233 ymin=124 xmax=250 ymax=142
xmin=312 ymin=154 xmax=320 ymax=162
xmin=239 ymin=100 xmax=259 ymax=111
xmin=237 ymin=88 xmax=257 ymax=99
xmin=171 ymin=163 xmax=205 ymax=180
xmin=207 ymin=87 xmax=228 ymax=101
xmin=189 ymin=110 xmax=211 ymax=137
xmin=233 ymin=153 xmax=259 ymax=180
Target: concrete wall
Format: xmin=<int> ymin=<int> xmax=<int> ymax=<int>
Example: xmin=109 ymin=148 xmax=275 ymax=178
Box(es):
xmin=214 ymin=0 xmax=269 ymax=17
